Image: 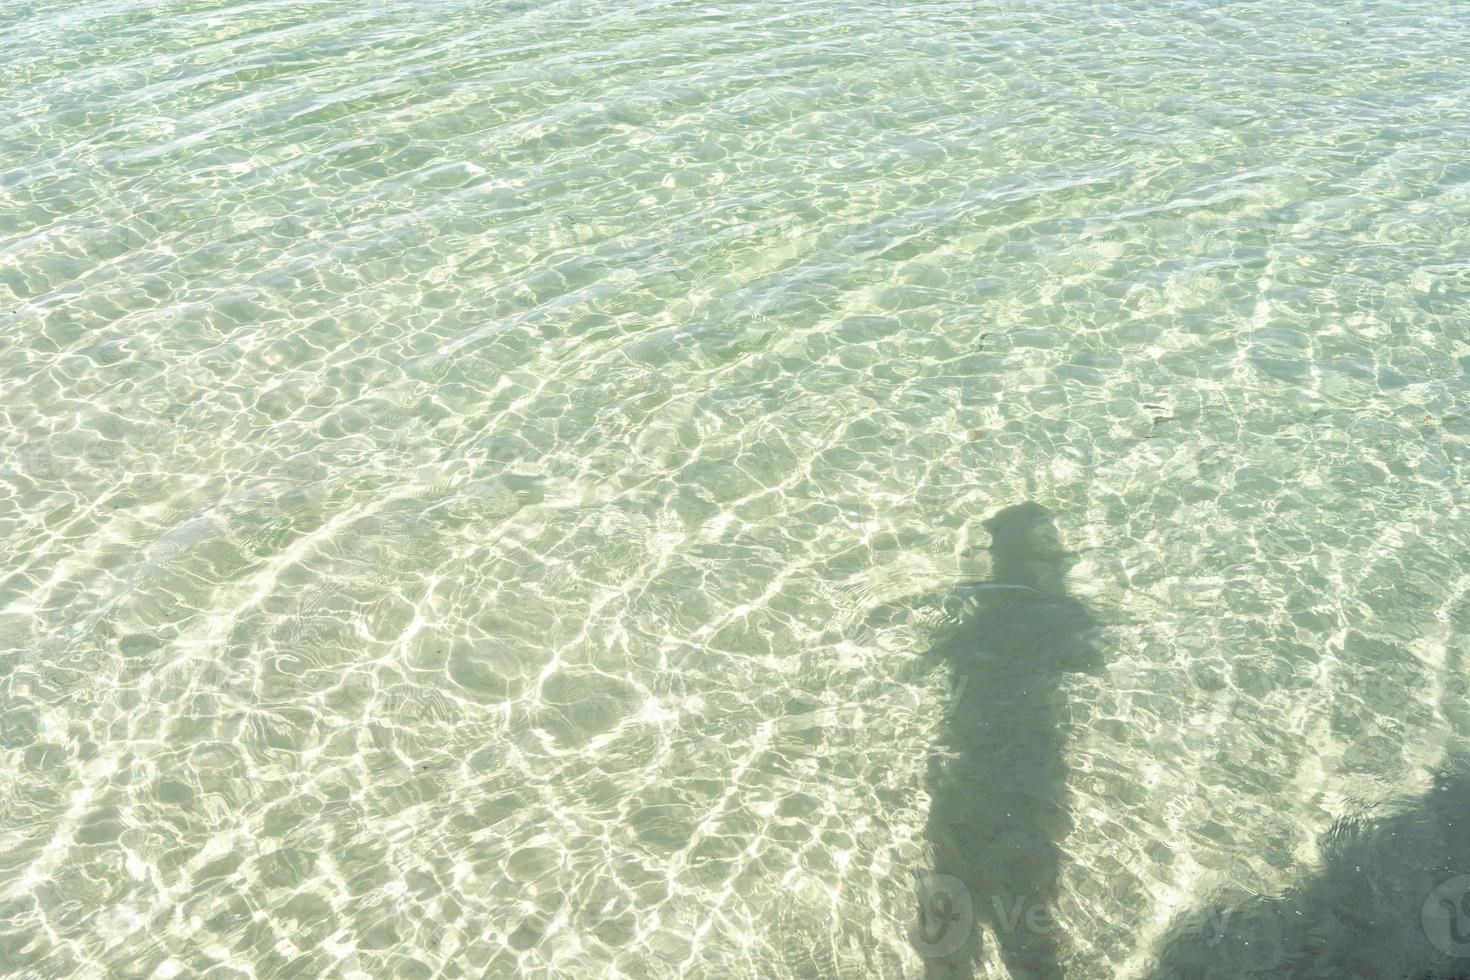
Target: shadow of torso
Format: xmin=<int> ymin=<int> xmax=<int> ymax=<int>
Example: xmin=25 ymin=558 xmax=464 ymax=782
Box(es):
xmin=915 ymin=580 xmax=1100 ymax=980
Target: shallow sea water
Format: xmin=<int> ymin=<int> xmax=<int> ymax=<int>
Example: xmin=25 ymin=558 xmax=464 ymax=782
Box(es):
xmin=3 ymin=1 xmax=1470 ymax=977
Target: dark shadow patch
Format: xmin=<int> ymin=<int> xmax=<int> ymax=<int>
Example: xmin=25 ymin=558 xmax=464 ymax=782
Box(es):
xmin=1145 ymin=769 xmax=1470 ymax=980
xmin=906 ymin=502 xmax=1103 ymax=979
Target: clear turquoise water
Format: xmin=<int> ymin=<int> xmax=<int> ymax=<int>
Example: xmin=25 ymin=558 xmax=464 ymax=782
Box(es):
xmin=3 ymin=1 xmax=1470 ymax=977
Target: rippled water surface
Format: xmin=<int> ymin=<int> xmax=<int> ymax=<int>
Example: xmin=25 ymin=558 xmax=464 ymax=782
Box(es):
xmin=4 ymin=1 xmax=1470 ymax=977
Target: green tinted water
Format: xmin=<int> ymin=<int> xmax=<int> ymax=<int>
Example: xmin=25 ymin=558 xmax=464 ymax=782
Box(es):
xmin=3 ymin=1 xmax=1469 ymax=977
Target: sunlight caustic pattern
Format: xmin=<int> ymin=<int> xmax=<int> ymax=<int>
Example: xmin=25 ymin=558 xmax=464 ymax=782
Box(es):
xmin=2 ymin=0 xmax=1469 ymax=977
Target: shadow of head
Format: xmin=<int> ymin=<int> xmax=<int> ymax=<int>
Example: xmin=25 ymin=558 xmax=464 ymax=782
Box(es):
xmin=1145 ymin=770 xmax=1470 ymax=980
xmin=981 ymin=502 xmax=1078 ymax=595
xmin=929 ymin=503 xmax=1101 ymax=678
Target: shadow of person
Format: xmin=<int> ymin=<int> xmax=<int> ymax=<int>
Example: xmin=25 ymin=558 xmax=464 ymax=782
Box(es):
xmin=906 ymin=502 xmax=1104 ymax=980
xmin=1144 ymin=769 xmax=1470 ymax=980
